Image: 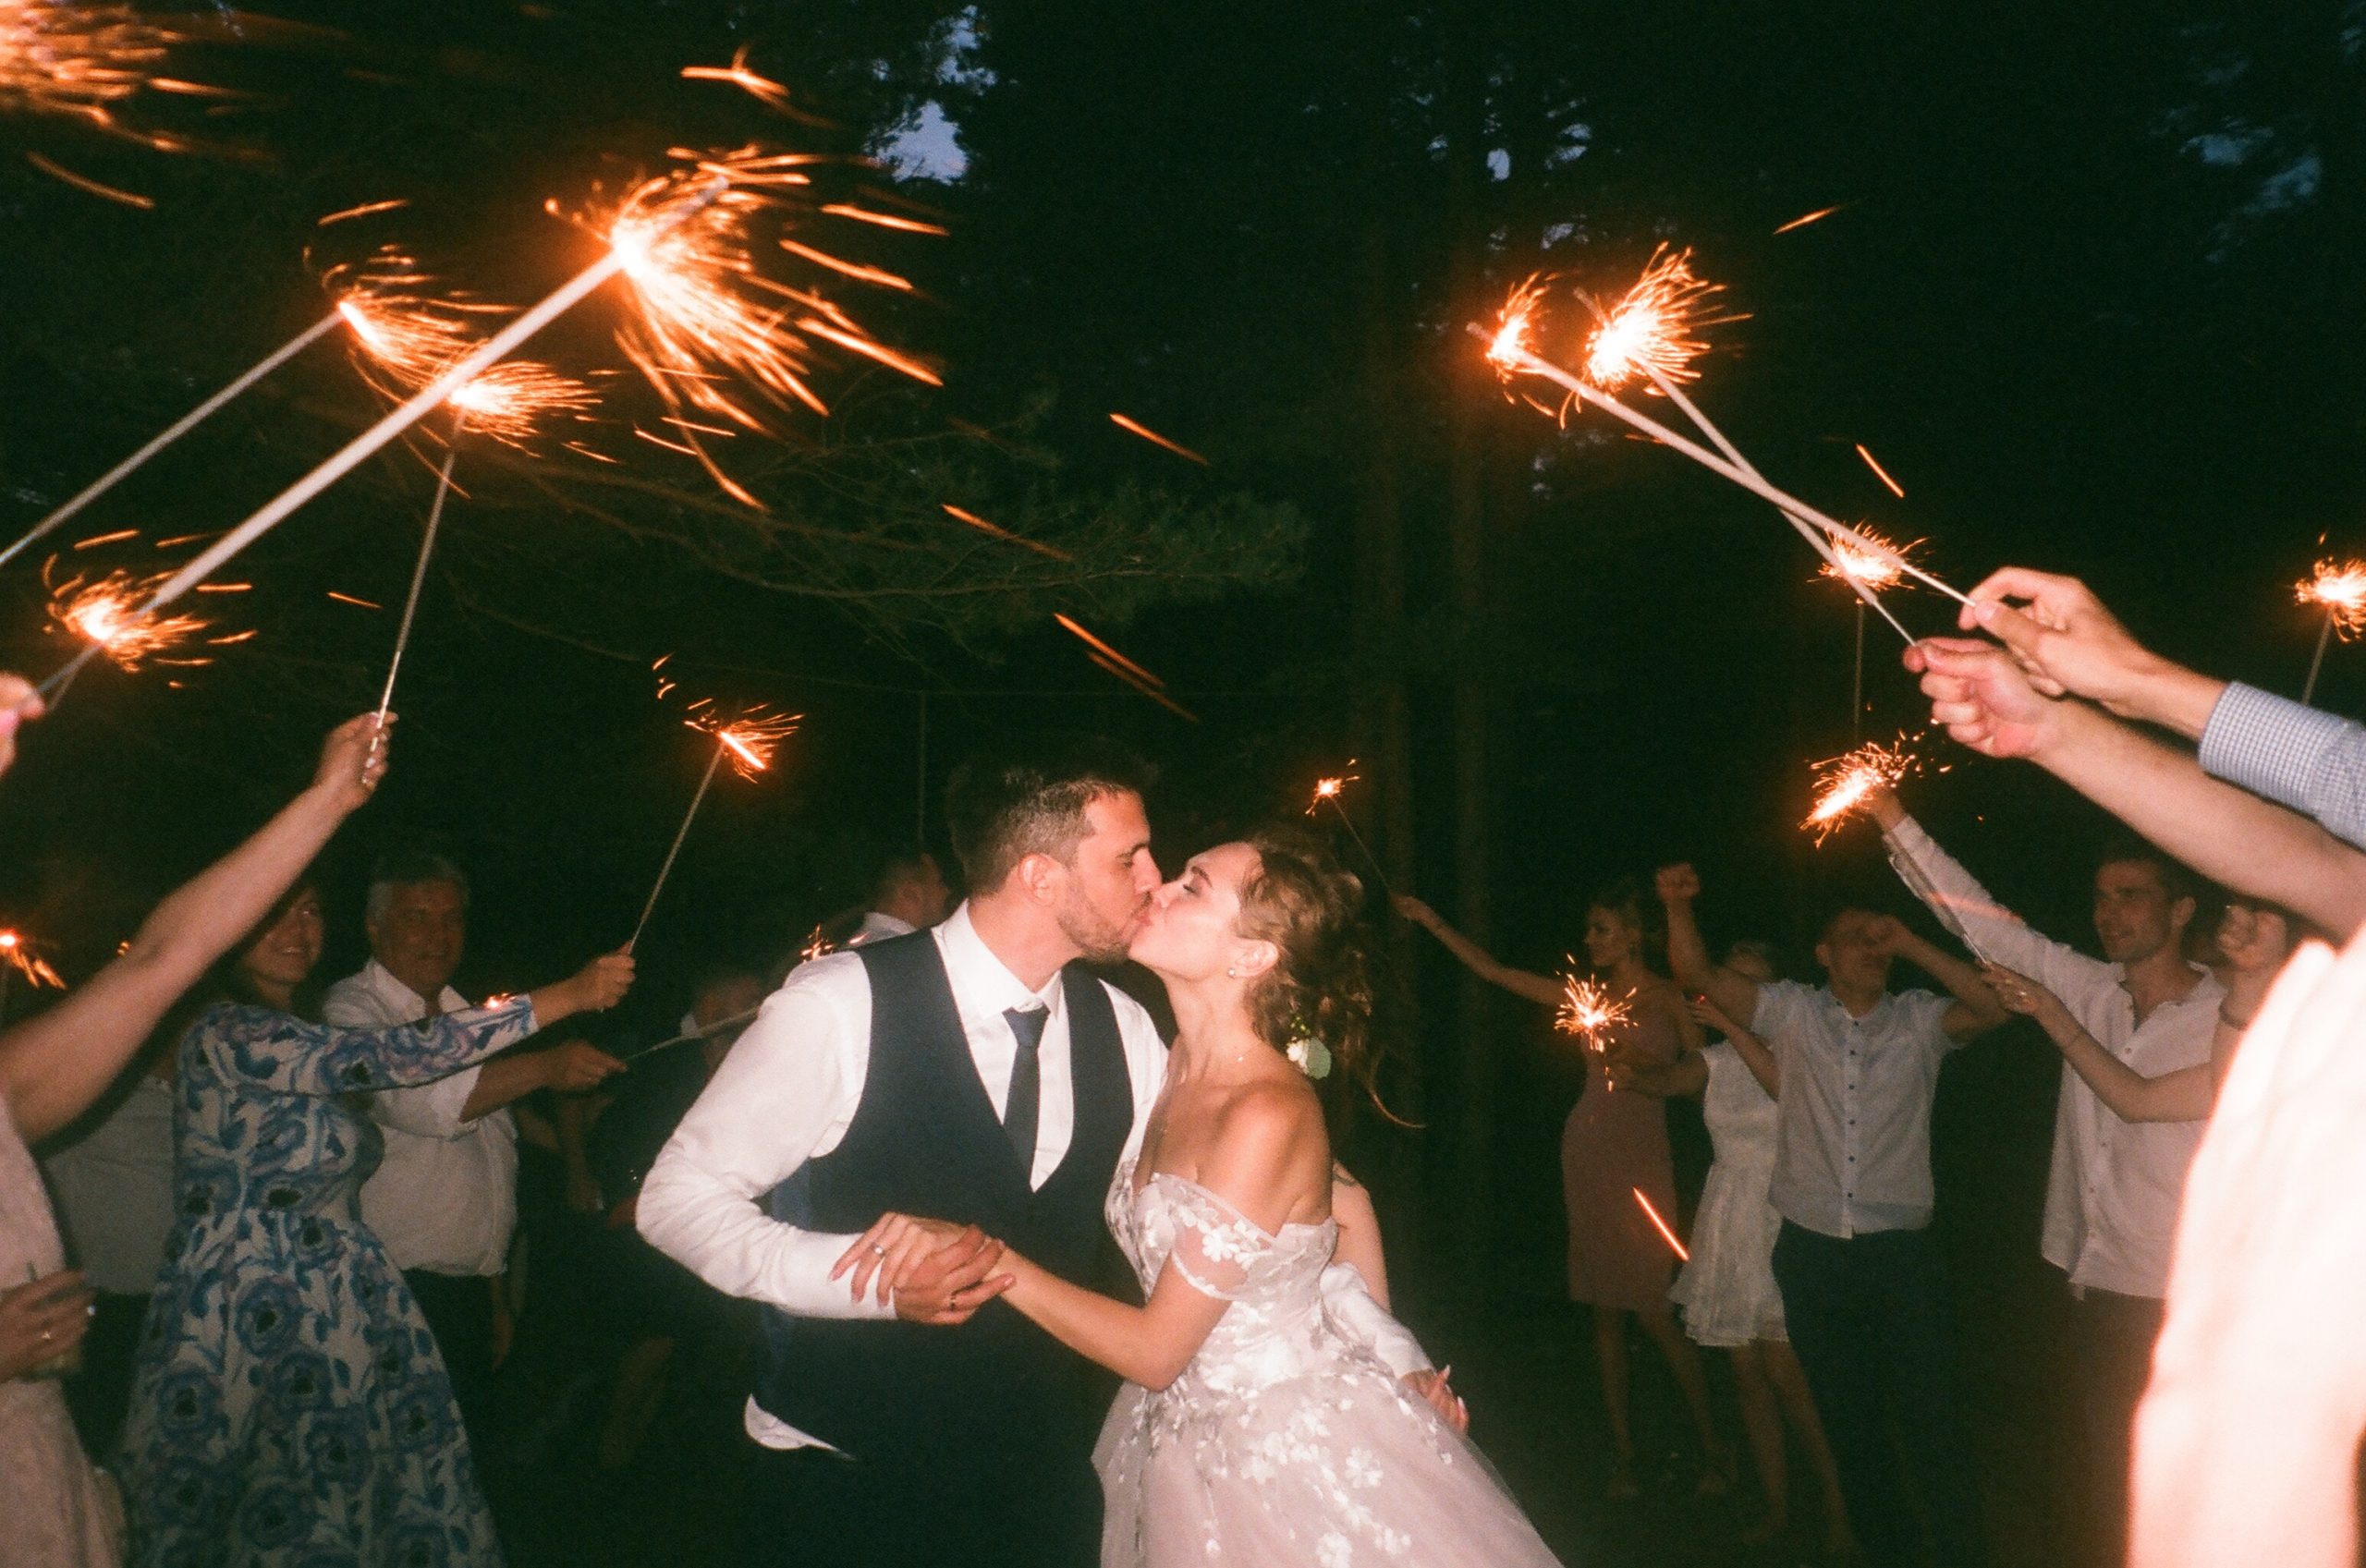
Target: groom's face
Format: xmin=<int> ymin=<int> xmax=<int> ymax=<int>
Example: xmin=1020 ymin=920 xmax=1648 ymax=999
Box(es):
xmin=1053 ymin=789 xmax=1159 ymax=963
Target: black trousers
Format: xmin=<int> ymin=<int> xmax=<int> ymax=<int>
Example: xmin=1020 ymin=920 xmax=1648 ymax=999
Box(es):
xmin=1773 ymin=1221 xmax=1988 ymax=1568
xmin=405 ymin=1269 xmax=496 ymax=1450
xmin=741 ymin=1438 xmax=1102 ymax=1568
xmin=2064 ymin=1286 xmax=2164 ymax=1568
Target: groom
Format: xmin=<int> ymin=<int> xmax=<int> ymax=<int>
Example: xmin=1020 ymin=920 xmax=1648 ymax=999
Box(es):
xmin=639 ymin=736 xmax=1425 ymax=1567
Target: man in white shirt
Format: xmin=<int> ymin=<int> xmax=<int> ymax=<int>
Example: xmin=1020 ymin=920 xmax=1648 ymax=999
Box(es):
xmin=1872 ymin=790 xmax=2215 ymax=1567
xmin=330 ymin=851 xmax=624 ymax=1442
xmin=844 ymin=848 xmax=954 ymax=947
xmin=640 ymin=739 xmax=1432 ymax=1568
xmin=1663 ymin=863 xmax=2006 ymax=1568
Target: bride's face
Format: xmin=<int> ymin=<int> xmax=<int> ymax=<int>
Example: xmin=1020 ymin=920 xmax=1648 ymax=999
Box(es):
xmin=1128 ymin=842 xmax=1262 ymax=981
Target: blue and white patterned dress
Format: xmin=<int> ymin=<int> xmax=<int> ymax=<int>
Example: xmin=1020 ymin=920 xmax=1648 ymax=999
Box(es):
xmin=118 ymin=996 xmax=538 ymax=1568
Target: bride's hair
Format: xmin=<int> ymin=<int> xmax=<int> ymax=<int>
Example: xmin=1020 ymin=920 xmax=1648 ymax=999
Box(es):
xmin=1234 ymin=824 xmax=1377 ymax=1101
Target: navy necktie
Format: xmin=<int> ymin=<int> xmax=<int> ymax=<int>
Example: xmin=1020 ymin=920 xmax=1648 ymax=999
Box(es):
xmin=1003 ymin=1004 xmax=1049 ymax=1174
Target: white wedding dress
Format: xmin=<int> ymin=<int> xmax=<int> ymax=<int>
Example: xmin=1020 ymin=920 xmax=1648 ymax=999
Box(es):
xmin=1093 ymin=1156 xmax=1567 ymax=1567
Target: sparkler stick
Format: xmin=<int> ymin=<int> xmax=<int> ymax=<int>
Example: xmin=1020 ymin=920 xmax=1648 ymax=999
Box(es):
xmin=1306 ymin=772 xmax=1393 ymax=895
xmin=2296 ymin=560 xmax=2366 ymax=705
xmin=621 ymin=1003 xmax=763 ymax=1065
xmin=0 ymin=311 xmax=345 ymax=572
xmin=628 ymin=707 xmax=794 ymax=952
xmin=629 ymin=743 xmax=725 ymax=954
xmin=371 ymin=413 xmax=467 ymax=740
xmin=1471 ymin=322 xmax=1975 ymax=610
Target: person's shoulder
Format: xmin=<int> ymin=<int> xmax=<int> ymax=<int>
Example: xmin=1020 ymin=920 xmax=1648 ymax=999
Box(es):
xmin=1217 ymin=1071 xmax=1323 ymax=1153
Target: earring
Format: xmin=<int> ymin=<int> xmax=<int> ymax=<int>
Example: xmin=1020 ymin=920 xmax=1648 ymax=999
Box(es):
xmin=1226 ymin=966 xmax=1239 ymax=978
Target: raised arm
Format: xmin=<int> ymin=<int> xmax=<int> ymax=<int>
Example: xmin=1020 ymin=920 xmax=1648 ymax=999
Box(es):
xmin=1983 ymin=964 xmax=2212 ymax=1123
xmin=1874 ymin=917 xmax=2009 ymax=1041
xmin=1393 ymin=895 xmax=1564 ymax=1008
xmin=1655 ymin=864 xmax=1761 ymax=1024
xmin=0 ymin=715 xmax=384 ymax=1143
xmin=1909 ymin=638 xmax=2366 ymax=938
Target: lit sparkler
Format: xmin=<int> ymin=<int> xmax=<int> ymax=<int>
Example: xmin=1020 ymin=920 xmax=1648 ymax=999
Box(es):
xmin=1554 ymin=973 xmax=1633 ymax=1049
xmin=1581 ymin=244 xmax=1740 ymax=392
xmin=1802 ymin=737 xmax=1917 ymax=845
xmin=558 ymin=145 xmax=942 ymax=507
xmin=2298 ymin=558 xmax=2366 ymax=704
xmin=43 ymin=564 xmax=209 ymax=675
xmin=1631 ymin=1188 xmax=1689 ymax=1260
xmin=629 ymin=701 xmax=801 ymax=951
xmin=1301 ymin=767 xmax=1391 ymax=895
xmin=1822 ymin=525 xmax=1923 ymax=735
xmin=0 ymin=930 xmax=64 ymax=989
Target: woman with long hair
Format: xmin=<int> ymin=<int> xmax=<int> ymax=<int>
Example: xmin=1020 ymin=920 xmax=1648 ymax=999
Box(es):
xmin=1397 ymin=881 xmax=1729 ymax=1500
xmin=846 ymin=827 xmax=1565 ymax=1565
xmin=116 ymin=817 xmax=634 ymax=1567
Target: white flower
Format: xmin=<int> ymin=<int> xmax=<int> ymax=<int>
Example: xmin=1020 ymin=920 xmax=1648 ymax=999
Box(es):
xmin=1316 ymin=1533 xmax=1353 ymax=1568
xmin=1345 ymin=1449 xmax=1383 ymax=1489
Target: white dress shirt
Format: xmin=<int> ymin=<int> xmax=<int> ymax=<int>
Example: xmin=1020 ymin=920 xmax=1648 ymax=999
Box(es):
xmin=1884 ymin=816 xmax=2219 ymax=1297
xmin=328 ymin=959 xmax=518 ymax=1277
xmin=42 ymin=1074 xmax=176 ymax=1295
xmin=639 ymin=902 xmax=1429 ymax=1451
xmin=1750 ymin=980 xmax=1963 ymax=1238
xmin=845 ymin=910 xmax=918 ymax=947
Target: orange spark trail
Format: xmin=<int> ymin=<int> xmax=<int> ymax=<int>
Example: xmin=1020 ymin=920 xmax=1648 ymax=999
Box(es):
xmin=1773 ymin=204 xmax=1848 ymax=236
xmin=1632 ymin=1188 xmax=1689 ymax=1259
xmin=316 ymin=198 xmax=409 ymax=227
xmin=22 ymin=151 xmax=150 ymax=207
xmin=940 ymin=504 xmax=1072 ymax=561
xmin=327 ymin=590 xmax=381 ymax=609
xmin=1108 ymin=413 xmax=1207 ymax=465
xmin=1055 ymin=614 xmax=1165 ymax=687
xmin=1854 ymin=442 xmax=1906 ymax=498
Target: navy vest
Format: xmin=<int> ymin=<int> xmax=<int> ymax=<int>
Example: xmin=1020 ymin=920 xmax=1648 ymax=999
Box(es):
xmin=754 ymin=931 xmax=1134 ymax=1465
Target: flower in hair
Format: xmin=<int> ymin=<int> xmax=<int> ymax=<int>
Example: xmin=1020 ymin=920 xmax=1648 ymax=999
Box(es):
xmin=1286 ymin=1020 xmax=1333 ymax=1080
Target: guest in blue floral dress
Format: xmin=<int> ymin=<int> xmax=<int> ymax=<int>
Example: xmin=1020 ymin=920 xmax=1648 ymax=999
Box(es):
xmin=118 ymin=881 xmax=633 ymax=1568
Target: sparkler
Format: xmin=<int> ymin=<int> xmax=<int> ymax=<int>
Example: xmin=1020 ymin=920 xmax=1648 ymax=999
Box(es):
xmin=1631 ymin=1188 xmax=1689 ymax=1261
xmin=41 ymin=564 xmax=209 ymax=689
xmin=628 ymin=706 xmax=799 ymax=952
xmin=1303 ymin=768 xmax=1392 ymax=895
xmin=2297 ymin=559 xmax=2366 ymax=704
xmin=556 ymin=145 xmax=942 ymax=508
xmin=621 ymin=1003 xmax=763 ymax=1067
xmin=31 ymin=173 xmax=732 ymax=702
xmin=1474 ymin=308 xmax=1973 ymax=611
xmin=1802 ymin=737 xmax=1917 ymax=845
xmin=1821 ymin=525 xmax=1923 ymax=735
xmin=1554 ymin=973 xmax=1633 ymax=1051
xmin=1579 ymin=244 xmax=1740 ymax=393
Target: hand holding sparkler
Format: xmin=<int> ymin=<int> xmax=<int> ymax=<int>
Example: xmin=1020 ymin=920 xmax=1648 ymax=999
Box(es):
xmin=0 ymin=673 xmax=43 ymax=772
xmin=1953 ymin=565 xmax=2224 ymax=736
xmin=529 ymin=951 xmax=637 ymax=1026
xmin=1907 ymin=637 xmax=2069 ymax=761
xmin=1802 ymin=738 xmax=1920 ymax=845
xmin=310 ymin=711 xmax=394 ymax=811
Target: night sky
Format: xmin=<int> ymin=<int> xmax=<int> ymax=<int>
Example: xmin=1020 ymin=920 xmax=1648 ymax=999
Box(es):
xmin=3 ymin=5 xmax=2360 ymax=1253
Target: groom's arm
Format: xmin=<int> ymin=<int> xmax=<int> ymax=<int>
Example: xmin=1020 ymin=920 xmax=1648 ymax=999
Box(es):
xmin=637 ymin=957 xmax=894 ymax=1320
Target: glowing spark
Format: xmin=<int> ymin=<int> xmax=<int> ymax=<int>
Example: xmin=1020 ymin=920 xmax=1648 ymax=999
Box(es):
xmin=1486 ymin=275 xmax=1548 ymax=371
xmin=22 ymin=150 xmax=150 ymax=207
xmin=152 ymin=531 xmax=214 ymax=549
xmin=1819 ymin=524 xmax=1921 ymax=591
xmin=1854 ymin=443 xmax=1906 ymax=498
xmin=939 ymin=504 xmax=1072 ymax=561
xmin=800 ymin=924 xmax=834 ymax=963
xmin=326 ymin=590 xmax=381 ymax=609
xmin=1108 ymin=413 xmax=1208 ymax=465
xmin=1555 ymin=973 xmax=1633 ymax=1047
xmin=0 ymin=2 xmax=205 ymax=151
xmin=1582 ymin=244 xmax=1741 ymax=391
xmin=71 ymin=528 xmax=138 ymax=549
xmin=679 ymin=46 xmax=795 ymax=114
xmin=0 ymin=930 xmax=64 ymax=990
xmin=1632 ymin=1188 xmax=1689 ymax=1260
xmin=43 ymin=563 xmax=209 ymax=670
xmin=316 ymin=198 xmax=409 ymax=227
xmin=778 ymin=238 xmax=912 ymax=291
xmin=555 ymin=147 xmax=941 ymax=504
xmin=1055 ymin=614 xmax=1165 ymax=688
xmin=1306 ymin=772 xmax=1360 ymax=816
xmin=2299 ymin=560 xmax=2366 ymax=638
xmin=1773 ymin=204 xmax=1848 ymax=236
xmin=688 ymin=705 xmax=800 ymax=779
xmin=193 ymin=581 xmax=250 ymax=593
xmin=820 ymin=202 xmax=949 ymax=236
xmin=1803 ymin=737 xmax=1918 ymax=843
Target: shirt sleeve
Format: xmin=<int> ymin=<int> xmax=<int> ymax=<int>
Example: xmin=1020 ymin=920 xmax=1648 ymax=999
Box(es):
xmin=367 ymin=1069 xmax=483 ymax=1140
xmin=1883 ymin=814 xmax=2117 ymax=1011
xmin=635 ymin=958 xmax=891 ymax=1322
xmin=2198 ymin=681 xmax=2366 ymax=850
xmin=196 ymin=1000 xmax=539 ymax=1097
xmin=1906 ymin=989 xmax=1970 ymax=1056
xmin=1747 ymin=978 xmax=1806 ymax=1039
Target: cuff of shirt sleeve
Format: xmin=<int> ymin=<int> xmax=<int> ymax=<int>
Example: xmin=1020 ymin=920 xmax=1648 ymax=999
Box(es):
xmin=2198 ymin=681 xmax=2348 ymax=812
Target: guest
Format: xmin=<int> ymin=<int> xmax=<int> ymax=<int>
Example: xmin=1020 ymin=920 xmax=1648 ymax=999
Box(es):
xmin=1906 ymin=570 xmax=2366 ymax=936
xmin=581 ymin=963 xmax=768 ymax=1469
xmin=3 ymin=709 xmax=384 ymax=1567
xmin=846 ymin=848 xmax=954 ymax=947
xmin=116 ymin=866 xmax=634 ymax=1567
xmin=1661 ymin=862 xmax=2007 ymax=1568
xmin=1397 ymin=885 xmax=1730 ymax=1499
xmin=1871 ymin=792 xmax=2218 ymax=1566
xmin=40 ymin=1035 xmax=177 ymax=1461
xmin=1608 ymin=942 xmax=1852 ymax=1551
xmin=330 ymin=851 xmax=626 ymax=1442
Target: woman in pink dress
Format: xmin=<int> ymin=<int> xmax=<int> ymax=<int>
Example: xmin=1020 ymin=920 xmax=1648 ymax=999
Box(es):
xmin=1399 ymin=881 xmax=1730 ymax=1499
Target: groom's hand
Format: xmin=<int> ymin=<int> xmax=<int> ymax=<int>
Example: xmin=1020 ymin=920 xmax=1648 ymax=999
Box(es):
xmin=890 ymin=1227 xmax=1011 ymax=1325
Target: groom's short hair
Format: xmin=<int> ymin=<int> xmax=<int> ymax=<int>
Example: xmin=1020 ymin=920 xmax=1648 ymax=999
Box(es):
xmin=945 ymin=735 xmax=1153 ymax=892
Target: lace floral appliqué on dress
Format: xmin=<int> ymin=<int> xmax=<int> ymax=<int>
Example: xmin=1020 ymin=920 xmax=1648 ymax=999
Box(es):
xmin=1093 ymin=1159 xmax=1567 ymax=1567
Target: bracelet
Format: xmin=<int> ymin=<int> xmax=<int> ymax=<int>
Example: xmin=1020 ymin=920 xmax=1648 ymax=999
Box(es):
xmin=2218 ymin=1001 xmax=2256 ymax=1032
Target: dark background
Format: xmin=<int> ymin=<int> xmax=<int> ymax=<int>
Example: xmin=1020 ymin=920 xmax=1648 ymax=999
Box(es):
xmin=3 ymin=6 xmax=2360 ymax=1562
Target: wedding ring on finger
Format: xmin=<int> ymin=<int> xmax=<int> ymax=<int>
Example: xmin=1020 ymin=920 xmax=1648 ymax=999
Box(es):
xmin=868 ymin=1243 xmax=886 ymax=1257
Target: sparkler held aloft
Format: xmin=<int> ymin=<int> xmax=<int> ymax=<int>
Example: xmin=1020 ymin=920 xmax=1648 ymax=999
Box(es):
xmin=627 ymin=707 xmax=796 ymax=953
xmin=2296 ymin=558 xmax=2366 ymax=705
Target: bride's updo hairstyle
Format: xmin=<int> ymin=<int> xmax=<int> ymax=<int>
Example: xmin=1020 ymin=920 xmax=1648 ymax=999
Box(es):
xmin=1234 ymin=824 xmax=1378 ymax=1101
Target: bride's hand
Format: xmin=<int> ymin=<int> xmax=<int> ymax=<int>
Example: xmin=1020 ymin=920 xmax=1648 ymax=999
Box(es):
xmin=1402 ymin=1367 xmax=1469 ymax=1434
xmin=834 ymin=1212 xmax=994 ymax=1307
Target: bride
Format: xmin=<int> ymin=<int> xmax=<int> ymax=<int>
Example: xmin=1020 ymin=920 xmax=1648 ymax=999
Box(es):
xmin=840 ymin=826 xmax=1566 ymax=1567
